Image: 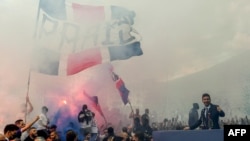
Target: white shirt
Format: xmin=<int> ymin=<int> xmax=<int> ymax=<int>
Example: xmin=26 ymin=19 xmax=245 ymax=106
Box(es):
xmin=204 ymin=105 xmax=211 ymax=117
xmin=79 ymin=120 xmax=92 ymax=128
xmin=79 ymin=111 xmax=92 ymax=129
xmin=91 ymin=119 xmax=98 ymax=133
xmin=37 ymin=113 xmax=48 ymax=130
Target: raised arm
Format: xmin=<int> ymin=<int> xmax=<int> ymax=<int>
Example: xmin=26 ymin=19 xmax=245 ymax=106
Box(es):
xmin=217 ymin=106 xmax=225 ymax=117
xmin=21 ymin=116 xmax=39 ymax=132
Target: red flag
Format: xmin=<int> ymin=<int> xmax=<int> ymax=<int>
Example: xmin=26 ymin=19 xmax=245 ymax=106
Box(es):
xmin=82 ymin=91 xmax=105 ymax=118
xmin=67 ymin=42 xmax=142 ymax=75
xmin=112 ymin=72 xmax=129 ymax=105
xmin=91 ymin=96 xmax=105 ymax=118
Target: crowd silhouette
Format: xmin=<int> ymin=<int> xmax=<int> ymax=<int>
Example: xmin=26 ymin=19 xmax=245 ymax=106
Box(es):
xmin=0 ymin=95 xmax=250 ymax=141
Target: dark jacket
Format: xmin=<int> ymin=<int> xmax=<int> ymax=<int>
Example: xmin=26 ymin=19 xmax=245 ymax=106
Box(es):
xmin=188 ymin=108 xmax=199 ymax=127
xmin=190 ymin=103 xmax=225 ymax=130
xmin=77 ymin=109 xmax=92 ymax=125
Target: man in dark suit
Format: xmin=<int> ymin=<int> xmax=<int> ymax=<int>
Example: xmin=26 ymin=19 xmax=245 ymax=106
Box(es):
xmin=184 ymin=93 xmax=225 ymax=130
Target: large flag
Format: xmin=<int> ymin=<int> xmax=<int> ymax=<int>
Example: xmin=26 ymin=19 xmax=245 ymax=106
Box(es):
xmin=35 ymin=0 xmax=139 ymax=47
xmin=33 ymin=0 xmax=143 ymax=76
xmin=38 ymin=0 xmax=136 ymax=24
xmin=112 ymin=72 xmax=129 ymax=105
xmin=31 ymin=41 xmax=142 ymax=75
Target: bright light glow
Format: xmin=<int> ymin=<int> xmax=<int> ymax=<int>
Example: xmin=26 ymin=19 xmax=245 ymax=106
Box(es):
xmin=63 ymin=100 xmax=67 ymax=104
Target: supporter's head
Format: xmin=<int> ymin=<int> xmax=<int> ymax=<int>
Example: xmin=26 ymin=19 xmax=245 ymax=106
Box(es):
xmin=107 ymin=127 xmax=114 ymax=136
xmin=28 ymin=127 xmax=38 ymax=139
xmin=49 ymin=124 xmax=57 ymax=132
xmin=42 ymin=106 xmax=48 ymax=114
xmin=82 ymin=104 xmax=87 ymax=111
xmin=84 ymin=131 xmax=91 ymax=140
xmin=122 ymin=127 xmax=128 ymax=133
xmin=49 ymin=131 xmax=59 ymax=140
xmin=135 ymin=109 xmax=139 ymax=114
xmin=132 ymin=132 xmax=144 ymax=141
xmin=120 ymin=132 xmax=129 ymax=141
xmin=15 ymin=119 xmax=25 ymax=128
xmin=66 ymin=130 xmax=77 ymax=141
xmin=3 ymin=124 xmax=19 ymax=139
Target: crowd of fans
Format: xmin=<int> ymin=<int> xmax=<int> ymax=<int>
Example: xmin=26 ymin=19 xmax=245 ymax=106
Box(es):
xmin=0 ymin=101 xmax=250 ymax=141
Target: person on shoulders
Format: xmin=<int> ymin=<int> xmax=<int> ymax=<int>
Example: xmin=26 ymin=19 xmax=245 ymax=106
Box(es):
xmin=78 ymin=104 xmax=93 ymax=138
xmin=37 ymin=106 xmax=50 ymax=139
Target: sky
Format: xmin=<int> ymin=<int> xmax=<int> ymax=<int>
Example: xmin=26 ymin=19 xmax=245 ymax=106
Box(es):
xmin=1 ymin=0 xmax=250 ymax=131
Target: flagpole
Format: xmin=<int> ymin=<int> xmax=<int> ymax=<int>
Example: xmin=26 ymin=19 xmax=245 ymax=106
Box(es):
xmin=103 ymin=115 xmax=108 ymax=127
xmin=25 ymin=69 xmax=32 ymax=123
xmin=128 ymin=99 xmax=134 ymax=116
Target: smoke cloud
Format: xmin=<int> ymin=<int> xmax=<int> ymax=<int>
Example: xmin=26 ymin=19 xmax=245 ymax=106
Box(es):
xmin=1 ymin=0 xmax=250 ymax=135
